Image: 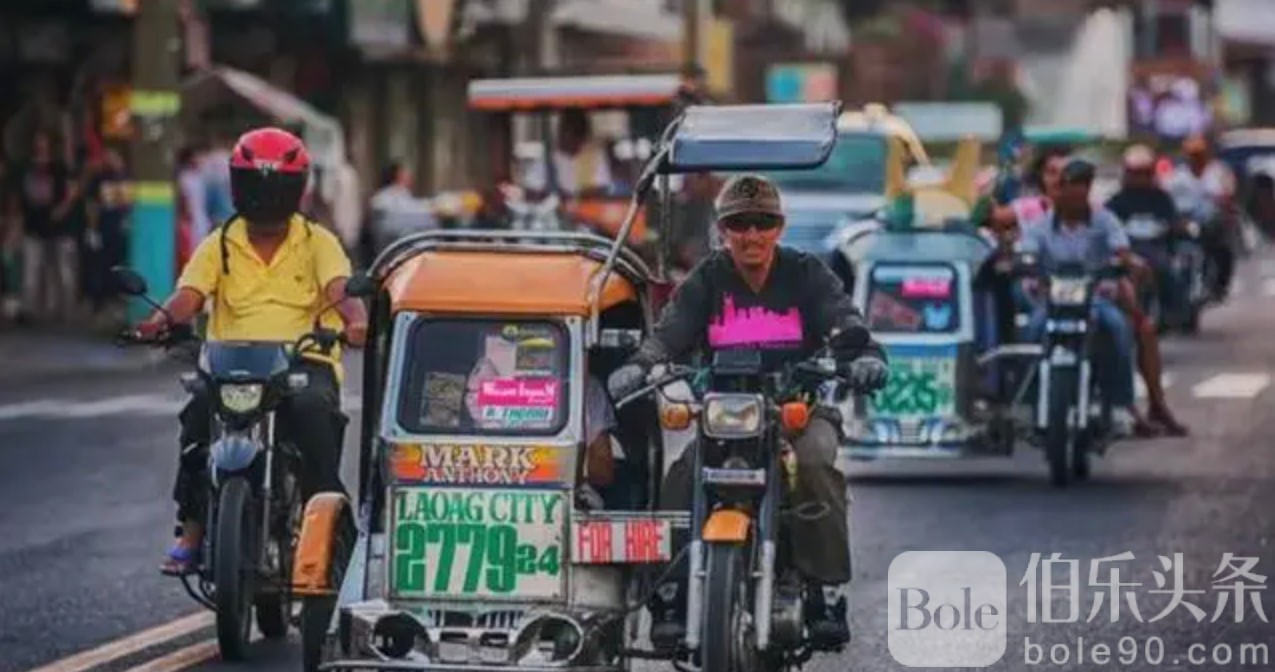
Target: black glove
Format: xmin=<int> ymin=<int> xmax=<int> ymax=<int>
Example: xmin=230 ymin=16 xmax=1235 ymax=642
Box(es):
xmin=607 ymin=362 xmax=648 ymax=400
xmin=848 ymin=356 xmax=889 ymax=392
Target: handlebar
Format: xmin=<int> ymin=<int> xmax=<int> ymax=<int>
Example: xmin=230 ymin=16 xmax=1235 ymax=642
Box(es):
xmin=114 ymin=324 xmax=350 ymax=361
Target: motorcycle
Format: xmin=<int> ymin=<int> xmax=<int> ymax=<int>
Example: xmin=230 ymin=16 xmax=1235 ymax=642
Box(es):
xmin=111 ymin=267 xmax=348 ymax=660
xmin=1124 ymin=214 xmax=1209 ymax=333
xmin=615 ymin=326 xmax=873 ymax=671
xmin=1022 ymin=260 xmax=1125 ymax=487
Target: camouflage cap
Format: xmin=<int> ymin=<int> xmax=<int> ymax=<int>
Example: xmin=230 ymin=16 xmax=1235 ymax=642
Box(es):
xmin=715 ymin=174 xmax=783 ymax=220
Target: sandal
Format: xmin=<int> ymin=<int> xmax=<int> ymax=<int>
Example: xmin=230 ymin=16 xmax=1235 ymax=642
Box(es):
xmin=160 ymin=544 xmax=200 ymax=576
xmin=1150 ymin=408 xmax=1190 ymax=437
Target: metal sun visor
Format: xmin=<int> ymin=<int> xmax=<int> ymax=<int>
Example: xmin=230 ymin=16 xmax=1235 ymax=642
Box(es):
xmin=662 ymin=102 xmax=841 ymax=174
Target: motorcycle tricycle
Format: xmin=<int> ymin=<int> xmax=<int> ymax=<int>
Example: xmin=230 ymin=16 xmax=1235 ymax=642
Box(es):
xmin=297 ymin=102 xmax=847 ymax=671
xmin=112 ymin=266 xmax=351 ymax=660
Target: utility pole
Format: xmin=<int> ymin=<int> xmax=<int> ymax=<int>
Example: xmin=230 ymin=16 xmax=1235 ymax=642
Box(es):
xmin=683 ymin=0 xmax=702 ymax=72
xmin=127 ymin=0 xmax=182 ymax=321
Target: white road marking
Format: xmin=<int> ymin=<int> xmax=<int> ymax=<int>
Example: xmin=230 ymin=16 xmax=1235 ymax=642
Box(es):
xmin=22 ymin=612 xmax=213 ymax=672
xmin=1135 ymin=372 xmax=1174 ymax=399
xmin=1262 ymin=278 xmax=1275 ymax=297
xmin=1192 ymin=373 xmax=1272 ymax=399
xmin=119 ymin=639 xmax=219 ymax=672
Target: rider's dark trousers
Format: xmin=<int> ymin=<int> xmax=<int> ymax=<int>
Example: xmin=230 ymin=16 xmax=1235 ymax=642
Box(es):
xmin=660 ymin=414 xmax=851 ymax=585
xmin=174 ymin=359 xmax=345 ymax=523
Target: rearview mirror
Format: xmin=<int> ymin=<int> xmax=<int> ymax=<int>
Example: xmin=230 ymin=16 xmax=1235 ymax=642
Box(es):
xmin=345 ymin=273 xmax=376 ymax=299
xmin=111 ymin=267 xmax=149 ymax=296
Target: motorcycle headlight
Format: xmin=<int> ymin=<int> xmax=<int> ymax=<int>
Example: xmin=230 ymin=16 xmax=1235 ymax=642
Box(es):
xmin=1049 ymin=278 xmax=1089 ymax=306
xmin=703 ymin=393 xmax=764 ymax=439
xmin=219 ymin=383 xmax=264 ymax=413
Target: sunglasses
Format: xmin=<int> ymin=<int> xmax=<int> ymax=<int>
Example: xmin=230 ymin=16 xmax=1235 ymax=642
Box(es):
xmin=720 ymin=213 xmax=783 ymax=232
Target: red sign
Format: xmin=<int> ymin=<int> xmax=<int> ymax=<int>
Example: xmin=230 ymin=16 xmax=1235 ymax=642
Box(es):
xmin=572 ymin=518 xmax=671 ymax=564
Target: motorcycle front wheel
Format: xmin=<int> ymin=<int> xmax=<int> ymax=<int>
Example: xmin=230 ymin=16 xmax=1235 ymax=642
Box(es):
xmin=214 ymin=477 xmax=257 ymax=660
xmin=1046 ymin=366 xmax=1079 ymax=488
xmin=702 ymin=542 xmax=760 ymax=672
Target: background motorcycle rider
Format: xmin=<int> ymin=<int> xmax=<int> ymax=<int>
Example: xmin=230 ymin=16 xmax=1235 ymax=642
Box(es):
xmin=1163 ymin=134 xmax=1238 ymax=301
xmin=134 ymin=128 xmax=369 ymax=574
xmin=607 ymin=174 xmax=889 ymax=649
xmin=1104 ymin=145 xmax=1189 ymax=436
xmin=1019 ymin=159 xmax=1156 ymax=438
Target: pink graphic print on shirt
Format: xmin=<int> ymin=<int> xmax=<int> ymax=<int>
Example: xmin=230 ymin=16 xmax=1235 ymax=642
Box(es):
xmin=707 ymin=294 xmax=804 ymax=348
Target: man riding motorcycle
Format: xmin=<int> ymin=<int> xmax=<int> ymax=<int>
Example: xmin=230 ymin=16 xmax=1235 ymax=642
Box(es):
xmin=1019 ymin=159 xmax=1155 ymax=437
xmin=607 ymin=175 xmax=889 ymax=649
xmin=1104 ymin=145 xmax=1190 ymax=435
xmin=1163 ymin=134 xmax=1238 ymax=301
xmin=133 ymin=128 xmax=369 ymax=574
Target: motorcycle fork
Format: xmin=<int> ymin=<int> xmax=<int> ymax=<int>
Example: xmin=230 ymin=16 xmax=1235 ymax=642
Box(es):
xmin=753 ymin=438 xmax=780 ymax=651
xmin=257 ymin=413 xmax=276 ymax=573
xmin=684 ymin=438 xmax=707 ymax=651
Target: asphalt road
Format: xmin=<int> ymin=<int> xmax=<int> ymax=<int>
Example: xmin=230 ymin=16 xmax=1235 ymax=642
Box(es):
xmin=6 ymin=252 xmax=1275 ymax=672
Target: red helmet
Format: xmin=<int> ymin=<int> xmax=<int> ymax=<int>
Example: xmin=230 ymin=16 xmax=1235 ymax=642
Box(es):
xmin=229 ymin=127 xmax=310 ymax=223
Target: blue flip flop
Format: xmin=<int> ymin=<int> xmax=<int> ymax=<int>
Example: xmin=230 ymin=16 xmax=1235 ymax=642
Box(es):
xmin=160 ymin=544 xmax=200 ymax=576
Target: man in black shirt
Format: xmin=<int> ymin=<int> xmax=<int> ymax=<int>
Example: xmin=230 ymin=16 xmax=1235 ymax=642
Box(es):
xmin=608 ymin=175 xmax=888 ymax=649
xmin=1104 ymin=145 xmax=1189 ymax=436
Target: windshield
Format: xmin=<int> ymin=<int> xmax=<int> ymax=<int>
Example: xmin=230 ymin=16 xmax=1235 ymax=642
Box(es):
xmin=397 ymin=320 xmax=570 ymax=436
xmin=767 ymin=133 xmax=887 ymax=194
xmin=201 ymin=342 xmax=290 ymax=380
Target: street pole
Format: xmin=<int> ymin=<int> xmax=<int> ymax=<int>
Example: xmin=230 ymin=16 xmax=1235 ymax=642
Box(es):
xmin=683 ymin=0 xmax=701 ymax=72
xmin=128 ymin=0 xmax=182 ymax=321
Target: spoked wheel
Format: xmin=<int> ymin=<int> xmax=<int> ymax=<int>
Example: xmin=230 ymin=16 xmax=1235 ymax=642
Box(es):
xmin=256 ymin=471 xmax=302 ymax=640
xmin=301 ymin=504 xmax=356 ymax=672
xmin=702 ymin=543 xmax=762 ymax=672
xmin=214 ymin=477 xmax=257 ymax=660
xmin=1045 ymin=367 xmax=1079 ymax=488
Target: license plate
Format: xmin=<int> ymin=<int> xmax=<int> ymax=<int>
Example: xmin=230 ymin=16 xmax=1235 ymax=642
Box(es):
xmin=869 ymin=346 xmax=957 ymax=420
xmin=390 ymin=487 xmax=566 ymax=600
xmin=572 ymin=518 xmax=672 ymax=564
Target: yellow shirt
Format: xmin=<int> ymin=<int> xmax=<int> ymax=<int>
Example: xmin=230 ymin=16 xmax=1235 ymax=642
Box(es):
xmin=178 ymin=214 xmax=352 ymax=378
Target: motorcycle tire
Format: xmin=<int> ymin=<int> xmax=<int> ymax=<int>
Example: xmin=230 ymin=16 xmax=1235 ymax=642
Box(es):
xmin=214 ymin=477 xmax=257 ymax=660
xmin=1046 ymin=367 xmax=1079 ymax=488
xmin=301 ymin=596 xmax=337 ymax=672
xmin=702 ymin=542 xmax=758 ymax=672
xmin=301 ymin=503 xmax=355 ymax=672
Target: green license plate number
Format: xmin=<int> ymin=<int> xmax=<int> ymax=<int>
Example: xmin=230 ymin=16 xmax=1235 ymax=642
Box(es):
xmin=869 ymin=356 xmax=956 ymax=419
xmin=390 ymin=487 xmax=565 ymax=600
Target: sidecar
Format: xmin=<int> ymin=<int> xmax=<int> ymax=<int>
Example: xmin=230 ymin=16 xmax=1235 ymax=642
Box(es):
xmin=838 ymin=223 xmax=1039 ymax=461
xmin=293 ymin=102 xmax=843 ymax=671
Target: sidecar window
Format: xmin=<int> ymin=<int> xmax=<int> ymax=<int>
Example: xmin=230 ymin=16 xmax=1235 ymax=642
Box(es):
xmin=864 ymin=263 xmax=960 ymax=334
xmin=398 ymin=319 xmax=570 ymax=436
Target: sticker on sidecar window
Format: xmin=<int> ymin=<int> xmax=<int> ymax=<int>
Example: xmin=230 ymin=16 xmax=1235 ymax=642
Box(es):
xmin=389 ymin=443 xmax=567 ymax=485
xmin=869 ymin=346 xmax=957 ymax=419
xmin=391 ymin=487 xmax=565 ymax=600
xmin=474 ymin=378 xmax=560 ymax=429
xmin=420 ymin=372 xmax=466 ymax=428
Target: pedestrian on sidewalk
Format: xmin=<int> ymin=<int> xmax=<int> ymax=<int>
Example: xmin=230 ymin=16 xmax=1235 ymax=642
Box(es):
xmin=12 ymin=131 xmax=79 ymax=324
xmin=83 ymin=147 xmax=131 ymax=321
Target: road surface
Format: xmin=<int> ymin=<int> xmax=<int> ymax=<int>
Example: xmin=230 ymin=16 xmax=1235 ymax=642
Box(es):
xmin=5 ymin=254 xmax=1275 ymax=672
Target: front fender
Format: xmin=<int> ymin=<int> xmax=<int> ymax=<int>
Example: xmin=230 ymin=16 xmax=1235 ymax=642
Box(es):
xmin=292 ymin=493 xmax=352 ymax=596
